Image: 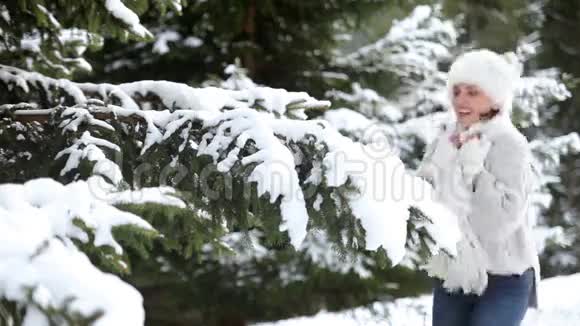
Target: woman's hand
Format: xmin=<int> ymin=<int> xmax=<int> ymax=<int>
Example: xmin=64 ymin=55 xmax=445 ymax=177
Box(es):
xmin=456 ymin=133 xmax=492 ymax=186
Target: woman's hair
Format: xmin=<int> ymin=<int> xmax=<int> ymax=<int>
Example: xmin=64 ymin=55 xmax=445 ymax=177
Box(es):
xmin=479 ymin=106 xmax=500 ymax=121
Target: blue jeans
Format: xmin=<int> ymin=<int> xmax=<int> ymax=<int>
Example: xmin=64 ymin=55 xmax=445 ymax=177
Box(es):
xmin=432 ymin=267 xmax=534 ymax=326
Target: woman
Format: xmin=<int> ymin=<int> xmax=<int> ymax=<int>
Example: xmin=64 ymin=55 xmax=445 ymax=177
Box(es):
xmin=416 ymin=49 xmax=541 ymax=326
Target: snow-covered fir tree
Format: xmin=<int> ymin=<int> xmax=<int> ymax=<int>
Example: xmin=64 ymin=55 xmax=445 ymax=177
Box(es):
xmin=1 ymin=1 xmax=579 ymax=325
xmin=0 ymin=2 xmax=464 ymax=325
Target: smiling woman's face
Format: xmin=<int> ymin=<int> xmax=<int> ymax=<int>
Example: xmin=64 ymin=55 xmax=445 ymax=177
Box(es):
xmin=452 ymin=83 xmax=494 ymax=128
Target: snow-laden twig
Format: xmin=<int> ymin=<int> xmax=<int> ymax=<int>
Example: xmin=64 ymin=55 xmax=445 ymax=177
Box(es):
xmin=104 ymin=0 xmax=153 ymax=38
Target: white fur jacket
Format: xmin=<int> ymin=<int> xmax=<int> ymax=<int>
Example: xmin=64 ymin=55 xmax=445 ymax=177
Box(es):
xmin=416 ymin=113 xmax=541 ymax=320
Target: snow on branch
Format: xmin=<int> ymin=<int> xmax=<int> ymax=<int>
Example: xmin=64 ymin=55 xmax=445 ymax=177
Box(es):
xmin=202 ymin=229 xmax=376 ymax=285
xmin=515 ymin=70 xmax=572 ymax=127
xmin=1 ymin=64 xmax=330 ymax=116
xmin=333 ymin=5 xmax=456 ymax=78
xmin=0 ymin=177 xmax=155 ymax=325
xmin=530 ymin=132 xmax=580 ymax=189
xmin=325 ymin=83 xmax=403 ymax=122
xmin=104 ymin=0 xmax=153 ymax=39
xmin=1 ymin=66 xmax=460 ymax=266
xmin=55 ymin=131 xmax=124 ymax=185
xmin=196 ymin=106 xmax=460 ymax=262
xmin=329 ymin=5 xmax=457 ymax=119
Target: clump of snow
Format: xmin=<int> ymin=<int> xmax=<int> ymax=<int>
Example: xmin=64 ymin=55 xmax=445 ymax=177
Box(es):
xmin=184 ymin=36 xmax=203 ymax=48
xmin=0 ymin=177 xmax=153 ymax=252
xmin=20 ymin=34 xmax=42 ymax=53
xmin=107 ymin=186 xmax=186 ymax=208
xmin=152 ymin=30 xmax=203 ymax=54
xmin=55 ymin=131 xmax=124 ymax=185
xmin=59 ymin=106 xmax=116 ymax=132
xmin=153 ymin=30 xmax=181 ymax=54
xmin=0 ymin=4 xmax=10 ymax=23
xmin=1 ymin=239 xmax=145 ymax=326
xmin=0 ymin=64 xmax=87 ymax=103
xmin=0 ymin=177 xmax=154 ymax=325
xmin=104 ymin=0 xmax=152 ymax=38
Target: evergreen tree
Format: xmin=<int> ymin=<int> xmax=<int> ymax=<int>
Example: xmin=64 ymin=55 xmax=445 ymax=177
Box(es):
xmin=1 ymin=58 xmax=461 ymax=324
xmin=1 ymin=4 xmax=465 ymax=325
xmin=0 ymin=0 xmax=182 ymax=78
xmin=533 ymin=0 xmax=580 ymax=277
xmin=81 ymin=0 xmax=395 ymax=96
xmin=1 ymin=1 xmax=578 ymax=325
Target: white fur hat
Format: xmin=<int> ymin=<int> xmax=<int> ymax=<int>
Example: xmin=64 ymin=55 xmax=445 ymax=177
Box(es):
xmin=447 ymin=49 xmax=522 ymax=118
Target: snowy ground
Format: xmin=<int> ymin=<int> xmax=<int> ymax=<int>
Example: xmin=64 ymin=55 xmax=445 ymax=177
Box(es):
xmin=254 ymin=273 xmax=580 ymax=326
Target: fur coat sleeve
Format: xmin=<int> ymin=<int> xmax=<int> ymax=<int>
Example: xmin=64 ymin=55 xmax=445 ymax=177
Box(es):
xmin=468 ymin=130 xmax=537 ymax=243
